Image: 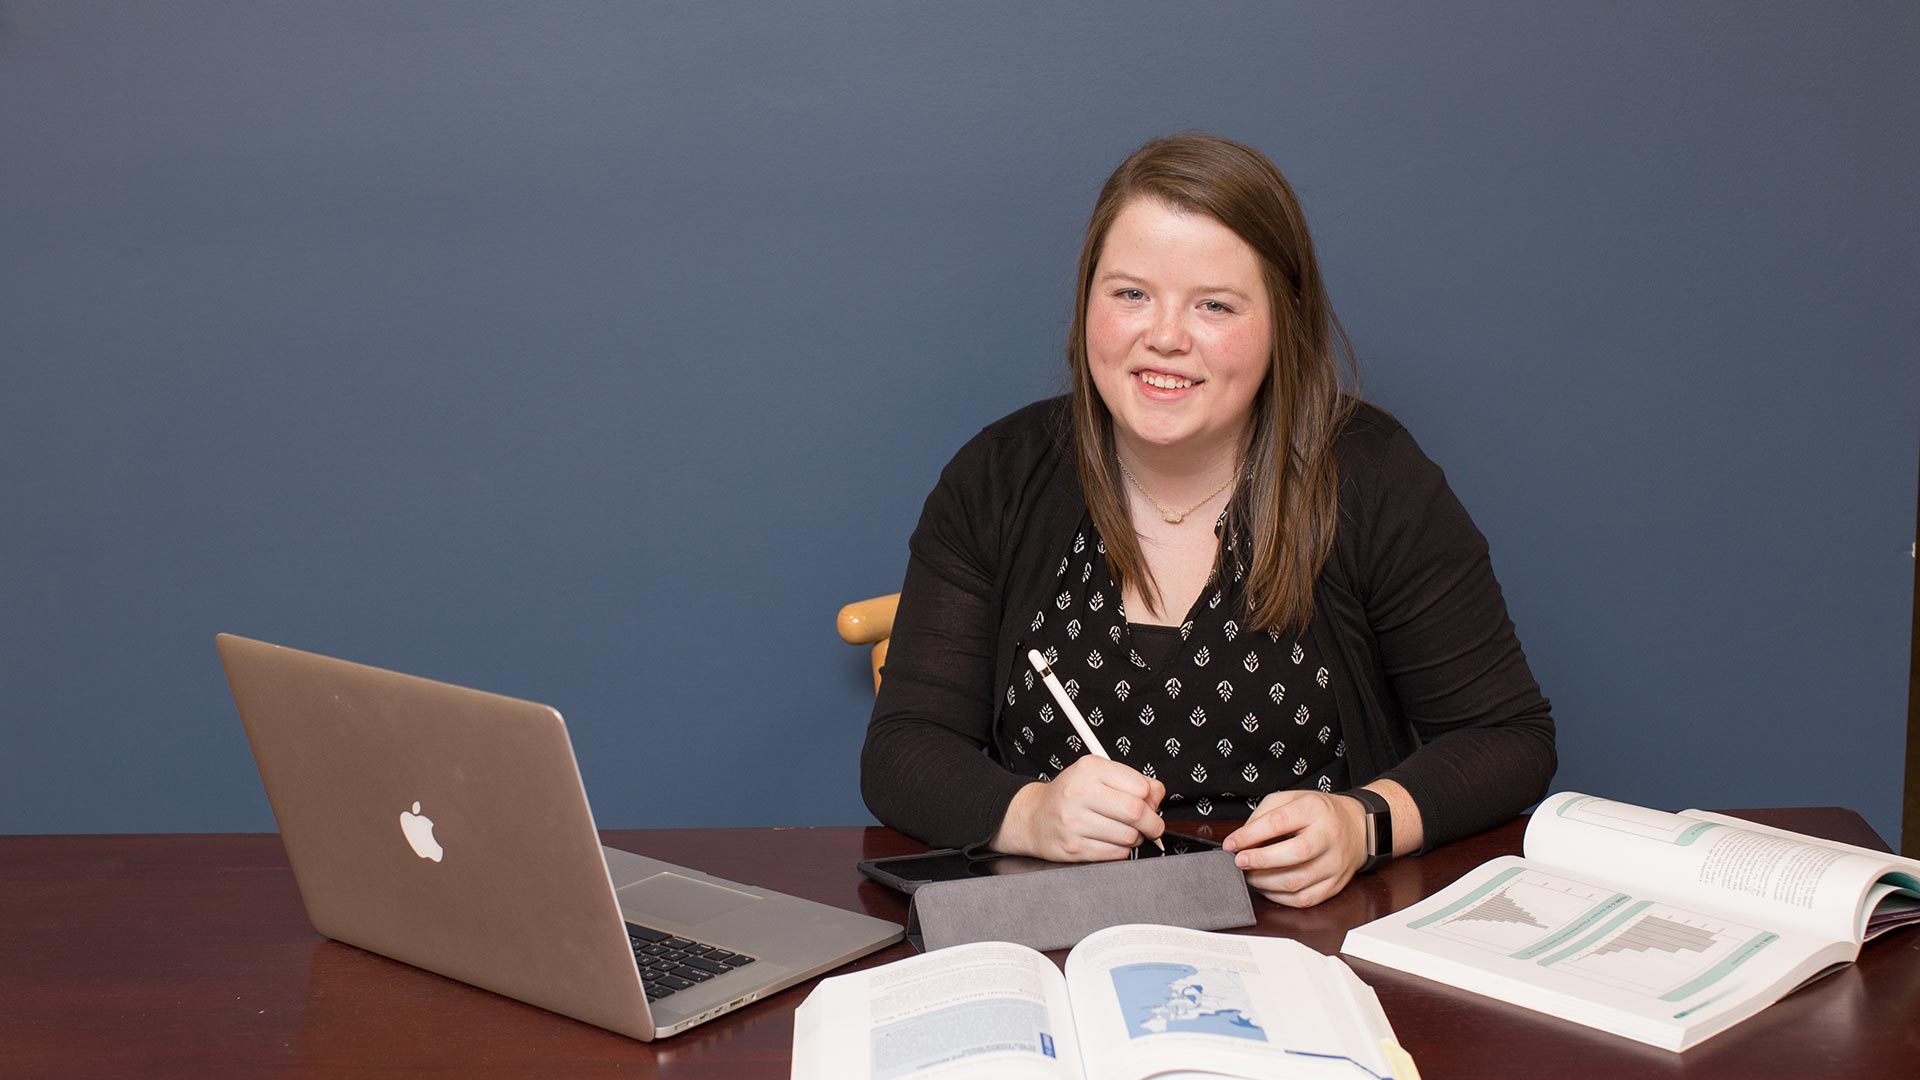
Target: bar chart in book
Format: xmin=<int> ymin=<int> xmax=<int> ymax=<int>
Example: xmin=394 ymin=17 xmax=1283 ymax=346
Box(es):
xmin=1549 ymin=905 xmax=1766 ymax=998
xmin=1418 ymin=871 xmax=1619 ymax=954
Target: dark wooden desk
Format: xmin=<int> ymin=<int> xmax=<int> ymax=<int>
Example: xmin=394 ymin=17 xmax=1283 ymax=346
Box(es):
xmin=3 ymin=810 xmax=1914 ymax=1078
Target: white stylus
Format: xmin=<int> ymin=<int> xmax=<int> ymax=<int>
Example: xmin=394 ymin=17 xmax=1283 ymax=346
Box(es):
xmin=1027 ymin=649 xmax=1165 ymax=852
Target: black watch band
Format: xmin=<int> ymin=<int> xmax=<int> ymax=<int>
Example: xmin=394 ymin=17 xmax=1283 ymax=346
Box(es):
xmin=1341 ymin=788 xmax=1393 ymax=873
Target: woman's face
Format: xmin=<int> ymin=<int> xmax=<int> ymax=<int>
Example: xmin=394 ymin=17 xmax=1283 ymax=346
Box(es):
xmin=1085 ymin=197 xmax=1273 ymax=463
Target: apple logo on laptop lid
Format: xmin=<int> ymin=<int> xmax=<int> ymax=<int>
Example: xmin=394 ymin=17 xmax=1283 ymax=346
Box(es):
xmin=399 ymin=801 xmax=444 ymax=863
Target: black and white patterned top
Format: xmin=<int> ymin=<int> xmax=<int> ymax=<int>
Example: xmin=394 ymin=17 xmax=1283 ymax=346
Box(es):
xmin=1000 ymin=512 xmax=1347 ymax=819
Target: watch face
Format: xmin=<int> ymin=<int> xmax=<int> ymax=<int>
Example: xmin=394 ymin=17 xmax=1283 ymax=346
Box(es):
xmin=1341 ymin=790 xmax=1390 ymax=868
xmin=1372 ymin=814 xmax=1392 ymax=863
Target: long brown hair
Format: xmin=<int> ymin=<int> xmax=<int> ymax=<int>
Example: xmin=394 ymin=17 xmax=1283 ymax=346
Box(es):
xmin=1067 ymin=133 xmax=1357 ymax=632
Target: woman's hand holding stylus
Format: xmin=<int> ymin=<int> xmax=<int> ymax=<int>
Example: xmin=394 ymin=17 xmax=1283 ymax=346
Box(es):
xmin=989 ymin=757 xmax=1167 ymax=862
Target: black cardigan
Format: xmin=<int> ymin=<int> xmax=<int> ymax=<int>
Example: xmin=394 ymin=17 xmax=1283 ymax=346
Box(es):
xmin=860 ymin=397 xmax=1556 ymax=852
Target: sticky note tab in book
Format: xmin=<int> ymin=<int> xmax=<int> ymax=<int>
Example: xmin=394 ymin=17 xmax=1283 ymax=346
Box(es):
xmin=1381 ymin=1038 xmax=1421 ymax=1080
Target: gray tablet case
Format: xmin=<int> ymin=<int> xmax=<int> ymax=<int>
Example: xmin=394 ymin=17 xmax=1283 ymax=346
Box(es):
xmin=906 ymin=849 xmax=1254 ymax=952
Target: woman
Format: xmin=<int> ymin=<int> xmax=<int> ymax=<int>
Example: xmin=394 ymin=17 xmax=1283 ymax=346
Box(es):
xmin=860 ymin=134 xmax=1555 ymax=908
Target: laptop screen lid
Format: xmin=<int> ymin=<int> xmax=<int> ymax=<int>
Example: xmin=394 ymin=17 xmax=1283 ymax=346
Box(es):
xmin=216 ymin=633 xmax=901 ymax=1041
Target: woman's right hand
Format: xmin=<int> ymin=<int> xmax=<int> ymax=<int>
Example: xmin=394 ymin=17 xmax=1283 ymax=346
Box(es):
xmin=988 ymin=757 xmax=1167 ymax=861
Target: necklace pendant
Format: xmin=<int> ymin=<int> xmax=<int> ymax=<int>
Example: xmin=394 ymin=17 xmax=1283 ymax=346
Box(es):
xmin=1162 ymin=510 xmax=1184 ymax=524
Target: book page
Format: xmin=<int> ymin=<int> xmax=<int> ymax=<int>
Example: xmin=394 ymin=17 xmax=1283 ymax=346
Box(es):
xmin=1680 ymin=809 xmax=1920 ymax=936
xmin=1860 ymin=883 xmax=1920 ymax=939
xmin=1061 ymin=924 xmax=1398 ymax=1080
xmin=1341 ymin=855 xmax=1855 ymax=1051
xmin=791 ymin=941 xmax=1081 ymax=1080
xmin=1523 ymin=793 xmax=1912 ymax=941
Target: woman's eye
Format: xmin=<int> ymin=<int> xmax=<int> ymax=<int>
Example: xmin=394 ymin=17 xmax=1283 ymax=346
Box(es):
xmin=1200 ymin=300 xmax=1235 ymax=314
xmin=1114 ymin=288 xmax=1147 ymax=302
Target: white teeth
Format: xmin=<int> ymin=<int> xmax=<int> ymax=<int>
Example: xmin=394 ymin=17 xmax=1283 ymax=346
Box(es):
xmin=1139 ymin=372 xmax=1194 ymax=389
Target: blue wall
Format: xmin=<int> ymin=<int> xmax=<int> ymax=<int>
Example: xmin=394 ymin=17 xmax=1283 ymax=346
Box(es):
xmin=4 ymin=4 xmax=1915 ymax=842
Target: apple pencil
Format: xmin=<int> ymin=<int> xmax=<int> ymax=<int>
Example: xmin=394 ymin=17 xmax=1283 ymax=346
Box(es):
xmin=1026 ymin=649 xmax=1165 ymax=852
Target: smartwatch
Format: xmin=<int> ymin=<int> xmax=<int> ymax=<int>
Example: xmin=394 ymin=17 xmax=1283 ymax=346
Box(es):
xmin=1341 ymin=788 xmax=1393 ymax=873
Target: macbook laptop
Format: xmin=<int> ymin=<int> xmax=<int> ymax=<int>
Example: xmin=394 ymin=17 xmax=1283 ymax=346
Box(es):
xmin=216 ymin=633 xmax=903 ymax=1041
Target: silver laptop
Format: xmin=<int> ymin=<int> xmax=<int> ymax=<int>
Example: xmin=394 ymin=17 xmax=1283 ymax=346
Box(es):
xmin=216 ymin=633 xmax=903 ymax=1041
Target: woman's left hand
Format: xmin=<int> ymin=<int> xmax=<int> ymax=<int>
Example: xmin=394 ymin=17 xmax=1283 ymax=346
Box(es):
xmin=1221 ymin=789 xmax=1366 ymax=908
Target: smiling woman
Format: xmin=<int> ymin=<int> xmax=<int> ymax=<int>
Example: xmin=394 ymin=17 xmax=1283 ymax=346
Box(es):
xmin=860 ymin=134 xmax=1557 ymax=909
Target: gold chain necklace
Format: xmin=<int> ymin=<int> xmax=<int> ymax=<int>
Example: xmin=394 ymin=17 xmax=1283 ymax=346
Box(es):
xmin=1116 ymin=458 xmax=1236 ymax=524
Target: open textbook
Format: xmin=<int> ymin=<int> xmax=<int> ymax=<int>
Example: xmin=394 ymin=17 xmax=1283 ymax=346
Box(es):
xmin=791 ymin=924 xmax=1418 ymax=1080
xmin=1341 ymin=792 xmax=1920 ymax=1052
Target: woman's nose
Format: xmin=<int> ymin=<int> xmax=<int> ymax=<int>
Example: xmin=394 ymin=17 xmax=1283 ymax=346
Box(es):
xmin=1147 ymin=310 xmax=1189 ymax=354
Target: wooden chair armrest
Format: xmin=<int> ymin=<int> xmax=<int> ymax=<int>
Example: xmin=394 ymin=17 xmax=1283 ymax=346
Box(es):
xmin=836 ymin=594 xmax=900 ymax=645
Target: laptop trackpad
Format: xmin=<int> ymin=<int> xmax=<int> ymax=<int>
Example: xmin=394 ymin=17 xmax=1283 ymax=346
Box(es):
xmin=618 ymin=872 xmax=760 ymax=925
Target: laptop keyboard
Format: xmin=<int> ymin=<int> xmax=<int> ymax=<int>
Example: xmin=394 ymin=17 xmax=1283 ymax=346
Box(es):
xmin=626 ymin=922 xmax=758 ymax=1002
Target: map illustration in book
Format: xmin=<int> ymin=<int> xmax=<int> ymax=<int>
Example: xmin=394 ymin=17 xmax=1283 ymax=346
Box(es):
xmin=1111 ymin=962 xmax=1265 ymax=1041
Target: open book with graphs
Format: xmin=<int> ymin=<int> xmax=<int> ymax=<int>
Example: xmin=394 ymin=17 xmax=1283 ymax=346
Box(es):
xmin=1342 ymin=792 xmax=1920 ymax=1051
xmin=791 ymin=924 xmax=1419 ymax=1080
